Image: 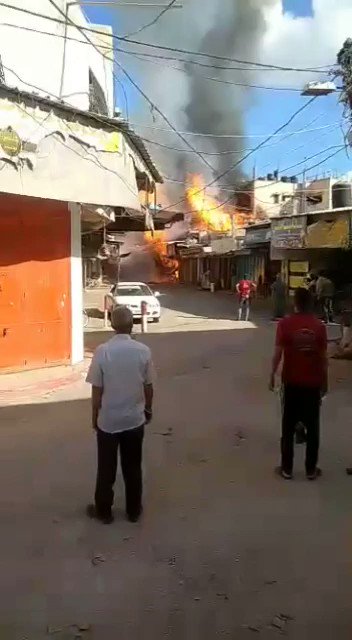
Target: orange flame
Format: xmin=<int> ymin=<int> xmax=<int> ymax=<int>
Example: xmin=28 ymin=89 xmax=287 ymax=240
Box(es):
xmin=186 ymin=174 xmax=253 ymax=231
xmin=145 ymin=230 xmax=179 ymax=281
xmin=186 ymin=174 xmax=232 ymax=233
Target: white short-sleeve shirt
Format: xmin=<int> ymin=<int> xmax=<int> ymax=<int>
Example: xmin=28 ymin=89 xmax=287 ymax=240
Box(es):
xmin=86 ymin=334 xmax=154 ymax=434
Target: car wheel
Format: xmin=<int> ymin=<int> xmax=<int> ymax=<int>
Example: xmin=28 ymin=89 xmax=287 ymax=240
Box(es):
xmin=153 ymin=317 xmax=160 ymax=323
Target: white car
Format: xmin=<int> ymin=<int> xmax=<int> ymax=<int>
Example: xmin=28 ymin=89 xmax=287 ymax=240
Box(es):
xmin=106 ymin=282 xmax=161 ymax=323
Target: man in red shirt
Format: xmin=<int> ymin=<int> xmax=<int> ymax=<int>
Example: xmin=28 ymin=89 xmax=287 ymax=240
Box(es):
xmin=236 ymin=274 xmax=256 ymax=321
xmin=270 ymin=287 xmax=328 ymax=480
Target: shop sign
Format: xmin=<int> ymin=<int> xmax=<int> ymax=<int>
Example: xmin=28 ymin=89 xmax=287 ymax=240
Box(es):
xmin=271 ymin=216 xmax=306 ymax=249
xmin=244 ymin=226 xmax=271 ymax=246
xmin=305 ymin=214 xmax=350 ymax=249
xmin=178 ymin=246 xmax=204 ymax=258
xmin=0 ymin=127 xmax=22 ymax=156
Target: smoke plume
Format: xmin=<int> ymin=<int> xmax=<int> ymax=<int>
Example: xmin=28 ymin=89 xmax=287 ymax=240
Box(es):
xmin=117 ymin=0 xmax=275 ymax=200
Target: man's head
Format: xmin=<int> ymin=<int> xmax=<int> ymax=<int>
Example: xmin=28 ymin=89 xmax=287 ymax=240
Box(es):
xmin=294 ymin=287 xmax=313 ymax=313
xmin=244 ymin=273 xmax=249 ymax=280
xmin=111 ymin=305 xmax=133 ymax=334
xmin=276 ymin=273 xmax=282 ymax=281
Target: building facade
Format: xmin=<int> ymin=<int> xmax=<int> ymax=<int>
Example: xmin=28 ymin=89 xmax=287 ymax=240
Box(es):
xmin=0 ymin=0 xmax=114 ymax=115
xmin=0 ymin=2 xmax=162 ymax=371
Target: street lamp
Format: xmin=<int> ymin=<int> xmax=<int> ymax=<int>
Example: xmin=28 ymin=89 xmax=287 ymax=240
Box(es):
xmin=301 ymin=81 xmax=337 ymax=97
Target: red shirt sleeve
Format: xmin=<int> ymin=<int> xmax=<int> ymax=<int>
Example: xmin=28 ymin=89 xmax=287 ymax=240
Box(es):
xmin=276 ymin=319 xmax=285 ymax=347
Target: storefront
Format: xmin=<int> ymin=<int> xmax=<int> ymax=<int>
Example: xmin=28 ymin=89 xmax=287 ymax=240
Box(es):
xmin=271 ymin=210 xmax=352 ymax=295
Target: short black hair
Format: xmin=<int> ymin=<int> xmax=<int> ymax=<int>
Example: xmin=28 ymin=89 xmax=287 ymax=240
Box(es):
xmin=294 ymin=287 xmax=313 ymax=313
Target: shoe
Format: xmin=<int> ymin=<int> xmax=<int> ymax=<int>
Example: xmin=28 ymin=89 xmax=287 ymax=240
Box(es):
xmin=86 ymin=503 xmax=114 ymax=525
xmin=306 ymin=468 xmax=322 ymax=481
xmin=275 ymin=466 xmax=293 ymax=480
xmin=127 ymin=507 xmax=143 ymax=523
xmin=346 ymin=468 xmax=352 ymax=475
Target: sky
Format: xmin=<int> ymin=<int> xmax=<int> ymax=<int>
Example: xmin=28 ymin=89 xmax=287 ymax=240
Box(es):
xmin=85 ymin=0 xmax=351 ymax=190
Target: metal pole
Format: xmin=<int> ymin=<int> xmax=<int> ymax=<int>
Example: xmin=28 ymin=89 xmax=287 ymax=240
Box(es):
xmin=141 ymin=300 xmax=148 ymax=333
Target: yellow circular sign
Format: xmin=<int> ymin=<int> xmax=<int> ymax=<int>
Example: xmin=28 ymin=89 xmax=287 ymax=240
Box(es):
xmin=0 ymin=128 xmax=22 ymax=156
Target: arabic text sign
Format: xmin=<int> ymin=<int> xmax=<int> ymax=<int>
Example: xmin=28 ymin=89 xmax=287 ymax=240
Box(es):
xmin=271 ymin=216 xmax=306 ymax=249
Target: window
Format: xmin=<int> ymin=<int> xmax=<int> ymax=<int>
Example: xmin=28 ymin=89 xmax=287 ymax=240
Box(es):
xmin=113 ymin=285 xmax=153 ymax=297
xmin=272 ymin=193 xmax=280 ymax=204
xmin=89 ymin=69 xmax=108 ymax=116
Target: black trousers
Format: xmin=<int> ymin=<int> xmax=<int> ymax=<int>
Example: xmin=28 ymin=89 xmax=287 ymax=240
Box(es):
xmin=95 ymin=425 xmax=144 ymax=518
xmin=281 ymin=385 xmax=321 ymax=475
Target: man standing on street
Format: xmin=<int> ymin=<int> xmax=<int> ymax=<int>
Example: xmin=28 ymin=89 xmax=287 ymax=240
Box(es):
xmin=86 ymin=306 xmax=154 ymax=524
xmin=316 ymin=271 xmax=334 ymax=323
xmin=270 ymin=288 xmax=328 ymax=480
xmin=236 ymin=274 xmax=256 ymax=321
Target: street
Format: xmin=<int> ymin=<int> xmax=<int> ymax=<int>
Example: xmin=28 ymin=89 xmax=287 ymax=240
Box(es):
xmin=1 ymin=286 xmax=352 ymax=639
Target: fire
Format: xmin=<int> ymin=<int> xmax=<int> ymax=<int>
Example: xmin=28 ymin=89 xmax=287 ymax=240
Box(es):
xmin=186 ymin=174 xmax=232 ymax=233
xmin=144 ymin=230 xmax=179 ymax=281
xmin=186 ymin=174 xmax=252 ymax=231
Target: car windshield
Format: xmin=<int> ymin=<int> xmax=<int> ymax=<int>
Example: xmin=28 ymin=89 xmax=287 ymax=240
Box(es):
xmin=114 ymin=285 xmax=152 ymax=297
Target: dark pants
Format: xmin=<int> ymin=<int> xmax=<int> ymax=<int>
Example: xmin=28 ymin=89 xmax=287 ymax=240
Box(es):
xmin=281 ymin=385 xmax=321 ymax=475
xmin=95 ymin=425 xmax=144 ymax=519
xmin=238 ymin=298 xmax=250 ymax=321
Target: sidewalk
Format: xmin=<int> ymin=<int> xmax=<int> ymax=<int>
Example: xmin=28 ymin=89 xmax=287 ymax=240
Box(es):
xmin=0 ymin=361 xmax=89 ymax=407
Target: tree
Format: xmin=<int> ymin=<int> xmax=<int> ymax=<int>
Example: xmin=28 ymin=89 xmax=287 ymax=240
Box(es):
xmin=336 ymin=39 xmax=352 ymax=113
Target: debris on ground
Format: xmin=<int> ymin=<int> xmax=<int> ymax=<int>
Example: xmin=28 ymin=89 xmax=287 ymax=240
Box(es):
xmin=91 ymin=554 xmax=106 ymax=566
xmin=269 ymin=613 xmax=294 ymax=631
xmin=264 ymin=579 xmax=278 ymax=586
xmin=216 ymin=592 xmax=229 ymax=601
xmin=47 ymin=626 xmax=64 ymax=635
xmin=242 ymin=624 xmax=261 ymax=633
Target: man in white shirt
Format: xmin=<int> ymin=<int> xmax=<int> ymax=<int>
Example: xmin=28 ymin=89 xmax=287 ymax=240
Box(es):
xmin=86 ymin=306 xmax=154 ymax=524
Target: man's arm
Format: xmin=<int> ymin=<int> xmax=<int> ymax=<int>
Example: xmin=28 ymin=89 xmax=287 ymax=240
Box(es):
xmin=235 ymin=282 xmax=240 ymax=293
xmin=86 ymin=347 xmax=104 ymax=431
xmin=92 ymin=386 xmax=103 ymax=431
xmin=269 ymin=322 xmax=284 ymax=390
xmin=321 ymin=324 xmax=328 ymax=396
xmin=144 ymin=352 xmax=154 ymax=423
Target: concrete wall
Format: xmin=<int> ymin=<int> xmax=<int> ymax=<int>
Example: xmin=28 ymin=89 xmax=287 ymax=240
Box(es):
xmin=303 ymin=178 xmax=334 ymax=213
xmin=252 ymin=180 xmax=297 ymax=218
xmin=0 ymin=0 xmax=114 ymax=114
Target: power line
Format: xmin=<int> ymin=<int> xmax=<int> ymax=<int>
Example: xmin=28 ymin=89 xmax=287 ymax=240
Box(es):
xmin=130 ymin=121 xmax=340 ymax=139
xmin=172 ymin=146 xmax=346 ymax=216
xmin=161 ymin=98 xmax=318 ymax=212
xmin=125 ymin=51 xmax=304 ymax=91
xmin=137 ymin=123 xmax=341 ymax=155
xmin=0 ymin=3 xmax=333 ymax=73
xmin=122 ymin=0 xmax=179 ymax=38
xmin=45 ymin=0 xmax=216 ymax=176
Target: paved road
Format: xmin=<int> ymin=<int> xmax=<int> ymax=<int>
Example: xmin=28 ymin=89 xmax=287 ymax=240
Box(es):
xmin=1 ymin=286 xmax=352 ymax=639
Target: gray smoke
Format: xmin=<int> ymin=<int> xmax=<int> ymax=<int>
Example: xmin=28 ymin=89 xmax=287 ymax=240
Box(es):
xmin=116 ymin=0 xmax=275 ymax=198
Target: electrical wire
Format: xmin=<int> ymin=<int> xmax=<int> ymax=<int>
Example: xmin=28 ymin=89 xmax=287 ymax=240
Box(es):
xmin=0 ymin=2 xmax=334 ymax=73
xmin=161 ymin=97 xmax=319 ymax=212
xmin=121 ymin=0 xmax=179 ymax=39
xmin=46 ymin=0 xmax=342 ymax=215
xmin=134 ymin=121 xmax=340 ymax=142
xmin=169 ymin=146 xmax=346 ymax=216
xmin=14 ymin=101 xmax=140 ymax=198
xmin=125 ymin=51 xmax=304 ymax=92
xmin=46 ymin=0 xmax=217 ymax=177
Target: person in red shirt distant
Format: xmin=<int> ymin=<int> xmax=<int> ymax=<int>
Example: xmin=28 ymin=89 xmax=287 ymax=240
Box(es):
xmin=270 ymin=287 xmax=328 ymax=481
xmin=236 ymin=274 xmax=257 ymax=321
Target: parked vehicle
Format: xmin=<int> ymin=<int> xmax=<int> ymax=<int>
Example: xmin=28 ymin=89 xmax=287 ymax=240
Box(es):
xmin=106 ymin=282 xmax=161 ymax=323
